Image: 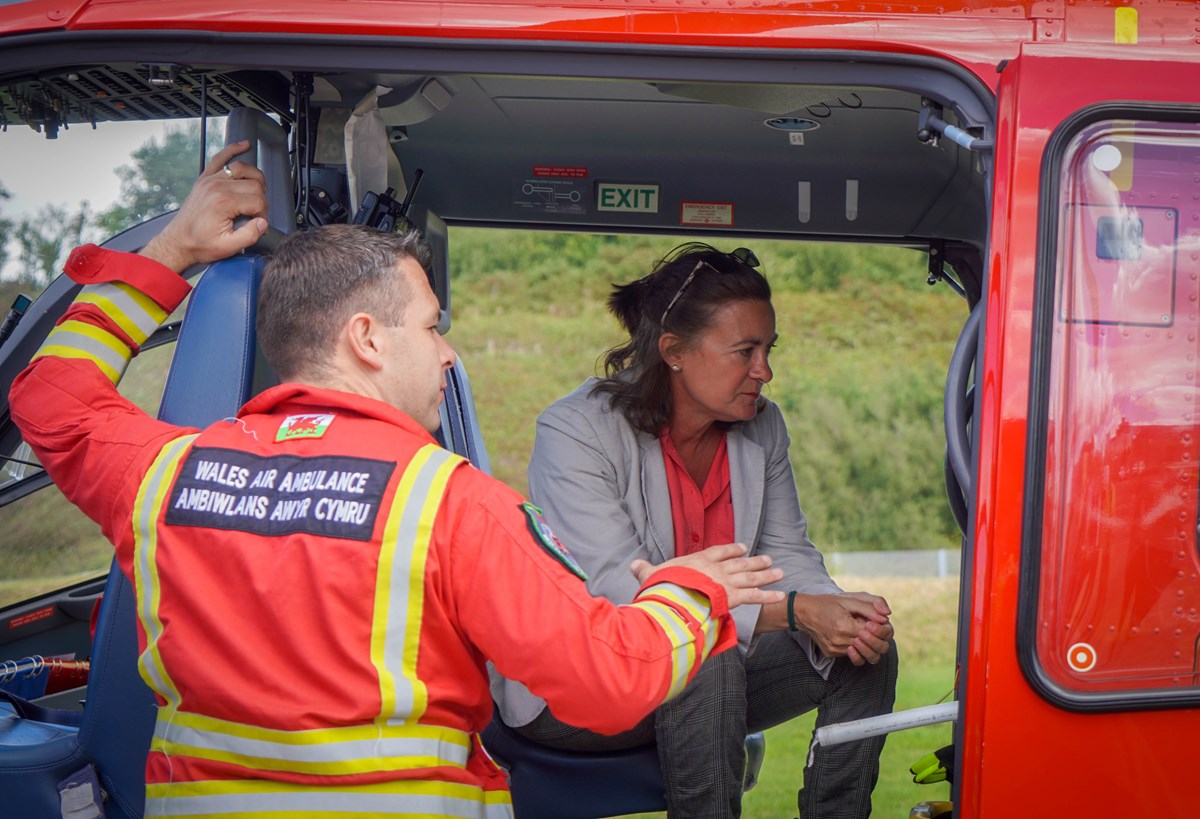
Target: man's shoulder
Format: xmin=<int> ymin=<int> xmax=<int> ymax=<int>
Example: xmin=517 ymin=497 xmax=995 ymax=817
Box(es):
xmin=441 ymin=458 xmax=531 ymax=534
xmin=444 ymin=454 xmax=517 ymax=497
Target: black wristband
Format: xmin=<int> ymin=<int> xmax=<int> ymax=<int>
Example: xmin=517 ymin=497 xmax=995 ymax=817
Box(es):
xmin=786 ymin=590 xmax=799 ymax=631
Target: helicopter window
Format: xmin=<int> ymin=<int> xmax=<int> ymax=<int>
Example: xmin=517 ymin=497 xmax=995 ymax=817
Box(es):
xmin=1026 ymin=116 xmax=1200 ymax=709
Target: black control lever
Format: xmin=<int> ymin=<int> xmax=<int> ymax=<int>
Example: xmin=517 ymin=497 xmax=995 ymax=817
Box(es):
xmin=353 ymin=169 xmax=425 ymax=233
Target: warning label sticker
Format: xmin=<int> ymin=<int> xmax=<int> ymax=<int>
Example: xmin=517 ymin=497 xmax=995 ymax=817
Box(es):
xmin=513 ymin=178 xmax=587 ymax=215
xmin=8 ymin=605 xmax=55 ymax=631
xmin=533 ymin=166 xmax=588 ymax=179
xmin=681 ymin=202 xmax=734 ymax=227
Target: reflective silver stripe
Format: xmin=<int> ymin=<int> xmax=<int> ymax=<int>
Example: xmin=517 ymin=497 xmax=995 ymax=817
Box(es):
xmin=631 ymin=598 xmax=693 ymax=697
xmin=375 ymin=445 xmax=464 ymax=721
xmin=641 ymin=582 xmax=718 ymax=658
xmin=148 ymin=788 xmax=513 ymax=818
xmin=640 ymin=582 xmax=710 ymax=622
xmin=78 ymin=281 xmax=165 ymax=344
xmin=41 ymin=326 xmax=130 ymax=377
xmin=132 ymin=434 xmax=199 ymax=705
xmin=704 ymin=605 xmax=719 ymax=656
xmin=152 ymin=717 xmax=471 ymax=772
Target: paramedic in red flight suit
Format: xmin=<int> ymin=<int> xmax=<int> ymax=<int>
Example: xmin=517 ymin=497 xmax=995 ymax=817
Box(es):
xmin=8 ymin=142 xmax=785 ymax=819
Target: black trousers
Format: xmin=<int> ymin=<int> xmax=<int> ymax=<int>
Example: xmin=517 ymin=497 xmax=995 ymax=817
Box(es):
xmin=513 ymin=632 xmax=899 ymax=819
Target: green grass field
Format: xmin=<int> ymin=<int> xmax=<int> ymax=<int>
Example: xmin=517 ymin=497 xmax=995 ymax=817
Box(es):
xmin=626 ymin=576 xmax=959 ymax=819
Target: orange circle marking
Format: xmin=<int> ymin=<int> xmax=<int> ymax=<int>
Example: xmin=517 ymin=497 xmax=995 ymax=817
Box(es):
xmin=1067 ymin=642 xmax=1097 ymax=672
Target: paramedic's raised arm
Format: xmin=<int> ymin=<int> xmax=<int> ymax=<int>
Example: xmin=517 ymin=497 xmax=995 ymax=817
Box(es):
xmin=141 ymin=142 xmax=269 ymax=272
xmin=8 ymin=143 xmax=268 ymax=534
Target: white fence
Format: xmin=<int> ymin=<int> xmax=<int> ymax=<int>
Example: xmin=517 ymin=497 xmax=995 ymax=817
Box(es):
xmin=824 ymin=548 xmax=960 ymax=579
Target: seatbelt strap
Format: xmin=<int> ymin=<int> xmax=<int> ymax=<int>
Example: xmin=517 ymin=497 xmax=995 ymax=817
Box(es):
xmin=0 ymin=688 xmax=84 ymax=728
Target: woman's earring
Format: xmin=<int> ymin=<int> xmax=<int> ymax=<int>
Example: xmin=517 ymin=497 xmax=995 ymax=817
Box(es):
xmin=670 ymin=364 xmax=681 ymax=372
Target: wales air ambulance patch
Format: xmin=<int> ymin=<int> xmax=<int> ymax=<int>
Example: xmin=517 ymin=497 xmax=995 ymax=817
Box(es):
xmin=521 ymin=501 xmax=588 ymax=581
xmin=276 ymin=414 xmax=335 ymax=442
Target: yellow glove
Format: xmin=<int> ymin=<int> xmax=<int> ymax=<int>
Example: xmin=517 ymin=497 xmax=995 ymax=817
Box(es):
xmin=909 ymin=745 xmax=954 ymax=785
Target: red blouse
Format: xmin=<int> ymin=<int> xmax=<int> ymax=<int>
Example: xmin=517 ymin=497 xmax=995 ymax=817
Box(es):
xmin=661 ymin=431 xmax=735 ymax=557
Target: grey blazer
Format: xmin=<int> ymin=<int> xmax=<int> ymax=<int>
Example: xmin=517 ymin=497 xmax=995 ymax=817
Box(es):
xmin=490 ymin=378 xmax=841 ymax=728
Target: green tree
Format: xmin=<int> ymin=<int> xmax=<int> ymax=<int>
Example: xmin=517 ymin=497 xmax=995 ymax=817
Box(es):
xmin=2 ymin=119 xmax=224 ymax=291
xmin=95 ymin=121 xmax=225 ymax=237
xmin=13 ymin=202 xmax=91 ymax=286
xmin=0 ymin=182 xmax=12 ymax=276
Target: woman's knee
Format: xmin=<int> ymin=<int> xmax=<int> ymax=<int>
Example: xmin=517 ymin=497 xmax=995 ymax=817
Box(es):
xmin=670 ymin=647 xmax=748 ymax=711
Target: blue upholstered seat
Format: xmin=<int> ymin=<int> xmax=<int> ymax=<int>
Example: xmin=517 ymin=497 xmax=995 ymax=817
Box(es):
xmin=482 ymin=715 xmax=766 ymax=819
xmin=481 ymin=718 xmax=669 ymax=819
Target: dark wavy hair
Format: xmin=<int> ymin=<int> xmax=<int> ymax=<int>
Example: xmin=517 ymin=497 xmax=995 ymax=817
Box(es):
xmin=591 ymin=242 xmax=771 ymax=434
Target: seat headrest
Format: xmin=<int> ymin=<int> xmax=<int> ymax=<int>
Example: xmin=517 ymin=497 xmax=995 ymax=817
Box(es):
xmin=158 ymin=257 xmax=277 ymax=428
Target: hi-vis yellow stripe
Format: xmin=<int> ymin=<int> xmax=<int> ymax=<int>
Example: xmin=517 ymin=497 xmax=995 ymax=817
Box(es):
xmin=641 ymin=582 xmax=719 ymax=658
xmin=75 ymin=281 xmax=169 ymax=345
xmin=33 ymin=319 xmax=132 ymax=384
xmin=631 ymin=598 xmax=696 ymax=698
xmin=151 ymin=708 xmax=470 ymax=776
xmin=146 ymin=773 xmax=513 ymax=818
xmin=372 ymin=445 xmax=465 ymax=725
xmin=32 ymin=280 xmax=168 ymax=382
xmin=640 ymin=582 xmax=710 ymax=624
xmin=630 ymin=581 xmax=718 ymax=699
xmin=132 ymin=433 xmax=199 ymax=707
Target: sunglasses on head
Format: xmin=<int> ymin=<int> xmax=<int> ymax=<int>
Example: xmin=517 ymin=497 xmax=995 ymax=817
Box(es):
xmin=659 ymin=247 xmax=761 ymax=327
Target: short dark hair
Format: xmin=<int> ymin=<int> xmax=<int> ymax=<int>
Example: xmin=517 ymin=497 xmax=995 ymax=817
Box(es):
xmin=592 ymin=242 xmax=772 ymax=434
xmin=257 ymin=224 xmax=433 ymax=380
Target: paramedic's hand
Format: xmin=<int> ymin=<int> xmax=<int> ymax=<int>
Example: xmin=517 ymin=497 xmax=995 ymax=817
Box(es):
xmin=141 ymin=141 xmax=269 ymax=273
xmin=794 ymin=592 xmax=894 ymax=666
xmin=631 ymin=542 xmax=785 ymax=609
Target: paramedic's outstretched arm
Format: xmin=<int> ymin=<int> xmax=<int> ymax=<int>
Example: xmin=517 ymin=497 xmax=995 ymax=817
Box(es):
xmin=452 ymin=478 xmax=782 ymax=735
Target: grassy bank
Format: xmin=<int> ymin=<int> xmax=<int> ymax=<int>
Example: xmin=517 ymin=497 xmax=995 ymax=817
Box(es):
xmin=449 ymin=228 xmax=967 ymax=552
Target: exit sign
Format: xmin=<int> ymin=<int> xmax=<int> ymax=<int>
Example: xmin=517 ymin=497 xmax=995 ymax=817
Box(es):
xmin=596 ymin=182 xmax=660 ymax=213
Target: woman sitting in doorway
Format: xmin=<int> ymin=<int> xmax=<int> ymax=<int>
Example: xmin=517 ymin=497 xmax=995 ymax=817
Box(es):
xmin=492 ymin=242 xmax=899 ymax=819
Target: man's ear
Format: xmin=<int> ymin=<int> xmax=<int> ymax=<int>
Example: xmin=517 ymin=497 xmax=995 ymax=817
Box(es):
xmin=344 ymin=312 xmax=386 ymax=371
